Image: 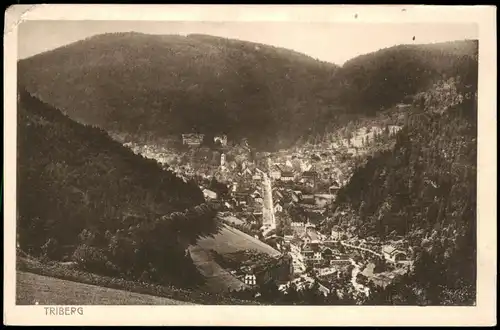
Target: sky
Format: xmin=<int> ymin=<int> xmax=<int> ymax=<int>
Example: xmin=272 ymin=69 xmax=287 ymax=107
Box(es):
xmin=18 ymin=21 xmax=478 ymax=65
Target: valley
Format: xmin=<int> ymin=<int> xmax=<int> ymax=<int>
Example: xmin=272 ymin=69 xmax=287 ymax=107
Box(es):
xmin=15 ymin=33 xmax=478 ymax=306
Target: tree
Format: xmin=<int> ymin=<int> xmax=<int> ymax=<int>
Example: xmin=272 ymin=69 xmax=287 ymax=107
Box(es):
xmin=40 ymin=238 xmax=59 ymax=260
xmin=285 ymin=283 xmax=300 ymax=304
xmin=259 ymin=279 xmax=281 ymax=302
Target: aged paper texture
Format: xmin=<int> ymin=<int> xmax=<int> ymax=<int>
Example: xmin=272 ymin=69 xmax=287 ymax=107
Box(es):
xmin=4 ymin=4 xmax=497 ymax=326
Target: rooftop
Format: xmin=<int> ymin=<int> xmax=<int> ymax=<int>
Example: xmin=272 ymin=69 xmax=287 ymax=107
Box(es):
xmin=306 ymin=231 xmax=320 ymax=242
xmin=382 ymin=245 xmax=398 ymax=255
xmin=302 ymin=243 xmax=321 ymax=253
xmin=314 ymin=194 xmax=336 ymax=199
xmin=302 ymin=171 xmax=318 ymax=177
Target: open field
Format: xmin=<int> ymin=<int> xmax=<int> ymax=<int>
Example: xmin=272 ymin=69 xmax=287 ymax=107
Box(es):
xmin=196 ymin=224 xmax=280 ymax=256
xmin=16 ymin=254 xmax=260 ymax=305
xmin=188 ymin=245 xmax=248 ymax=293
xmin=189 ymin=224 xmax=280 ymax=293
xmin=16 ymin=271 xmax=193 ymax=305
xmin=220 ymin=215 xmax=245 ymax=226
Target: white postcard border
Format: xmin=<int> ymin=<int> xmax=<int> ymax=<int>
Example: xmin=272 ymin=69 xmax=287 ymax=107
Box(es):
xmin=3 ymin=4 xmax=497 ymax=326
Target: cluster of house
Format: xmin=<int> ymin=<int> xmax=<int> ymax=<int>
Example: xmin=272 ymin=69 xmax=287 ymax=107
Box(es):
xmin=218 ymin=184 xmax=339 ymax=234
xmin=279 ymin=273 xmax=317 ymax=293
xmin=272 ymin=125 xmax=406 ymax=187
xmin=230 ymin=263 xmax=259 ymax=286
xmin=174 ymin=134 xmax=351 ymax=213
xmin=283 ymin=223 xmax=351 ymax=274
xmin=268 ymin=162 xmax=338 ymax=189
xmin=230 ymin=255 xmax=294 ymax=289
xmin=284 ymin=219 xmax=411 ymax=272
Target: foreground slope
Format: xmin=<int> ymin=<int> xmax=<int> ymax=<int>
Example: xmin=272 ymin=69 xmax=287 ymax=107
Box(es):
xmin=17 ymin=271 xmax=192 ymax=305
xmin=17 ymin=88 xmax=221 ymax=288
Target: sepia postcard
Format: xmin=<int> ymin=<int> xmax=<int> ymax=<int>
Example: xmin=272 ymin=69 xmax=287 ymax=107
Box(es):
xmin=3 ymin=4 xmax=497 ymax=326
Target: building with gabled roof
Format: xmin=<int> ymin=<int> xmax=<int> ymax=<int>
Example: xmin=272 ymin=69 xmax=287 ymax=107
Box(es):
xmin=239 ymin=167 xmax=253 ymax=177
xmin=280 ymin=171 xmax=295 ymax=182
xmin=272 ymin=189 xmax=284 ymax=201
xmin=182 ymin=133 xmax=204 ymax=146
xmin=329 ymin=181 xmax=341 ymax=194
xmin=202 ymin=189 xmax=217 ymax=200
xmin=330 ymin=227 xmax=342 ymax=241
xmin=301 ymin=242 xmax=321 ymax=261
xmin=382 ymin=245 xmax=407 ymax=262
xmin=302 ymin=170 xmax=318 ymax=179
xmin=250 ymin=189 xmax=262 ymax=198
xmin=243 ymin=273 xmax=257 ymax=286
xmin=269 ymin=165 xmax=282 ymax=180
xmin=301 ymin=194 xmax=315 ymax=204
xmin=252 ymin=173 xmax=263 ymax=181
xmin=274 ymin=202 xmax=283 ymax=213
xmin=314 ymin=194 xmax=336 ymax=207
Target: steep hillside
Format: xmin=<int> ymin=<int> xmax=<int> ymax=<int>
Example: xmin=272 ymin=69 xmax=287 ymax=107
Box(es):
xmin=328 ymin=75 xmax=477 ymax=305
xmin=336 ymin=40 xmax=478 ymax=114
xmin=18 ymin=32 xmax=341 ymax=151
xmin=17 ymin=87 xmax=221 ymax=288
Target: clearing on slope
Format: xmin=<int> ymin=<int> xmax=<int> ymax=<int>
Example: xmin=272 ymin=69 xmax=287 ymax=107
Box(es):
xmin=195 ymin=224 xmax=280 ymax=257
xmin=189 ymin=224 xmax=280 ymax=293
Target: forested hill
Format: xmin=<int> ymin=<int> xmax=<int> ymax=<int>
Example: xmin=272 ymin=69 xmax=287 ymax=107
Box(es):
xmin=17 ymin=88 xmax=222 ymax=288
xmin=17 ymin=32 xmax=341 ymax=151
xmin=329 ymin=74 xmax=478 ymax=305
xmin=336 ymin=39 xmax=478 ymax=114
xmin=18 ymin=34 xmax=478 ymax=150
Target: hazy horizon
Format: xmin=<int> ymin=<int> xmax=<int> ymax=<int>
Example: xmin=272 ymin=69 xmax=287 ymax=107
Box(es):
xmin=18 ymin=21 xmax=478 ymax=65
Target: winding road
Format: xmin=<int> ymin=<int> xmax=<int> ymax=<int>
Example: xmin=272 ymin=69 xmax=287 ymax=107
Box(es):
xmin=341 ymin=241 xmax=382 ymax=258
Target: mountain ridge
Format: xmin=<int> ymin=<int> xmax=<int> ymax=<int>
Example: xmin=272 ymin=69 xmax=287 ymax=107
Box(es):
xmin=18 ymin=33 xmax=478 ymax=151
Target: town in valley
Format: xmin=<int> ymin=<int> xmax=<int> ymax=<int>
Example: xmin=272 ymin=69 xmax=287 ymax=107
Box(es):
xmin=119 ymin=123 xmax=413 ymax=303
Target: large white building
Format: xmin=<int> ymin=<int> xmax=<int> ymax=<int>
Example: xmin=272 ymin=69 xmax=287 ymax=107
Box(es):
xmin=243 ymin=274 xmax=257 ymax=286
xmin=202 ymin=189 xmax=217 ymax=200
xmin=182 ymin=133 xmax=204 ymax=146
